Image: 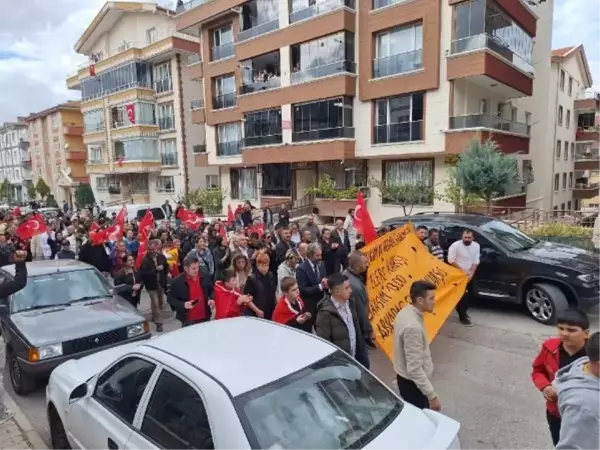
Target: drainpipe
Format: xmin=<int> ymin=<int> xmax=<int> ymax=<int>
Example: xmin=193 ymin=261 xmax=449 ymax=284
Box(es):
xmin=176 ymin=53 xmax=190 ymax=198
xmin=549 ymin=64 xmax=560 ymax=211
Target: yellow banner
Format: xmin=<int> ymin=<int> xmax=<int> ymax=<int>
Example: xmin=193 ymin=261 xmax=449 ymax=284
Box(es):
xmin=361 ymin=224 xmax=469 ymax=361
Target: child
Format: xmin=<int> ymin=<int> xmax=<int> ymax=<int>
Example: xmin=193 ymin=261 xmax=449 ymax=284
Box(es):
xmin=213 ymin=268 xmax=260 ymax=319
xmin=272 ymin=276 xmax=311 ymax=332
xmin=531 ymin=308 xmax=590 ymax=446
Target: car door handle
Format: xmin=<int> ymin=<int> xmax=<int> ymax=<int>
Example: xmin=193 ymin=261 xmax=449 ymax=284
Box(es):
xmin=107 ymin=438 xmax=119 ymax=450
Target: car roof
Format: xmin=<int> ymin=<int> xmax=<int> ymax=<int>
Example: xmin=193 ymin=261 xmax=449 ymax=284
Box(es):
xmin=144 ymin=317 xmax=335 ymax=397
xmin=0 ymin=260 xmax=93 ymax=277
xmin=382 ymin=213 xmax=496 ymax=227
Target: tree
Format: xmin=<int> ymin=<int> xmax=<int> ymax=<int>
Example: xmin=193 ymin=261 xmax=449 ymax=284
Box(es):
xmin=26 ymin=183 xmax=37 ymax=201
xmin=35 ymin=178 xmax=51 ymax=200
xmin=436 ymin=168 xmax=483 ymax=213
xmin=75 ymin=183 xmax=95 ymax=207
xmin=305 ymin=174 xmax=359 ymax=218
xmin=370 ymin=178 xmax=434 ymax=216
xmin=455 ymin=139 xmax=519 ymax=212
xmin=180 ymin=187 xmax=225 ymax=215
xmin=46 ymin=194 xmax=58 ymax=208
xmin=0 ymin=179 xmax=11 ymax=203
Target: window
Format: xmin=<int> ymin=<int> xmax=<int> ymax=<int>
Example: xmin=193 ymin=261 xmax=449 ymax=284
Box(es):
xmin=146 ymin=27 xmax=157 ymax=44
xmin=568 ymin=76 xmax=573 ymax=95
xmin=480 ymin=99 xmax=488 ymax=114
xmin=243 ymin=109 xmax=282 ymax=147
xmin=578 ymin=112 xmax=596 ymax=129
xmin=96 ymin=177 xmax=108 ymax=191
xmin=553 ymin=205 xmax=558 ymax=216
xmin=51 ymin=114 xmax=60 ymax=130
xmin=556 ymin=140 xmax=561 ymax=160
xmin=510 ymin=106 xmax=517 ymax=122
xmin=81 ymin=62 xmax=152 ymax=101
xmin=94 ymin=357 xmax=156 ymax=424
xmin=562 ymin=173 xmax=567 ymax=190
xmin=129 ymin=173 xmax=149 ymax=194
xmin=153 ymin=62 xmax=172 ymax=93
xmin=231 ymin=167 xmax=257 ymax=199
xmin=374 ymin=23 xmax=423 ymax=78
xmin=497 ymin=102 xmax=506 ymax=119
xmin=239 ymin=0 xmax=279 ymax=40
xmin=114 ymin=138 xmax=159 ymax=161
xmin=206 ymin=174 xmax=219 ymax=189
xmin=156 ymin=176 xmax=175 ymax=193
xmin=558 ymin=106 xmax=563 ymax=126
xmin=554 ymin=173 xmax=559 ymax=191
xmin=157 ymin=102 xmax=175 ymax=130
xmin=564 ymin=141 xmax=569 ymax=161
xmin=571 ymin=142 xmax=575 ymax=160
xmin=160 ymin=139 xmax=177 ymax=166
xmin=88 ymin=145 xmax=103 ymax=163
xmin=217 ymin=122 xmax=242 ymax=156
xmin=567 ymin=200 xmax=572 ymax=211
xmin=214 ymin=75 xmax=236 ymax=109
xmin=560 ymin=69 xmax=565 ymax=90
xmin=569 ymin=172 xmax=573 ymax=188
xmin=290 ymin=32 xmax=355 ymax=83
xmin=382 ymin=159 xmax=433 ymax=205
xmin=212 ymin=25 xmax=234 ymax=60
xmin=141 ymin=370 xmax=213 ymax=449
xmin=560 ymin=203 xmax=565 ymax=214
xmin=111 ymin=102 xmax=155 ymax=128
xmin=292 ymin=97 xmax=353 ymax=142
xmin=375 ymin=93 xmax=423 ymax=144
xmin=261 ymin=163 xmax=291 ymax=196
xmin=83 ymin=109 xmax=105 ymax=133
xmin=566 ymin=109 xmax=570 ymax=128
xmin=240 ymin=51 xmax=281 ymax=93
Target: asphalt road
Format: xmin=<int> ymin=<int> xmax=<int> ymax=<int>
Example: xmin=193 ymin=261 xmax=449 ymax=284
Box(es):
xmin=1 ymin=294 xmax=597 ymax=449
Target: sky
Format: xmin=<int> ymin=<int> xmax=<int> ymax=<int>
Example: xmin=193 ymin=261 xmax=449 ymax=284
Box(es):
xmin=0 ymin=0 xmax=597 ymax=124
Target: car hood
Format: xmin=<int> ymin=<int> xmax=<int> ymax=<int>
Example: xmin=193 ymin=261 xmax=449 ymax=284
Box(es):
xmin=11 ymin=297 xmax=145 ymax=347
xmin=366 ymin=403 xmax=460 ymax=449
xmin=516 ymin=241 xmax=599 ymax=274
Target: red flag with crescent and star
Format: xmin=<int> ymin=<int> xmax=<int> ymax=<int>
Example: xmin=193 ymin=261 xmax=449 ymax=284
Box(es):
xmin=227 ymin=204 xmax=235 ymax=227
xmin=16 ymin=214 xmax=47 ymax=240
xmin=125 ymin=104 xmax=136 ymax=124
xmin=135 ymin=240 xmax=147 ymax=270
xmin=90 ymin=222 xmax=100 ymax=232
xmin=354 ymin=191 xmax=377 ymax=244
xmin=106 ymin=205 xmax=127 ymax=242
xmin=138 ymin=209 xmax=155 ymax=242
xmin=176 ymin=208 xmax=204 ymax=231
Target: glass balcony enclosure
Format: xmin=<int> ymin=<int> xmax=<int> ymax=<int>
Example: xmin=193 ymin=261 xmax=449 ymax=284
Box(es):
xmin=214 ymin=75 xmax=236 ymax=110
xmin=212 ymin=25 xmax=234 ymax=61
xmin=81 ymin=62 xmax=152 ymax=101
xmin=239 ymin=0 xmax=279 ymax=42
xmin=291 ymin=32 xmax=355 ymax=84
xmin=111 ymin=102 xmax=156 ymax=128
xmin=261 ymin=164 xmax=291 ymax=197
xmin=449 ymin=114 xmax=529 ymax=135
xmin=289 ymin=0 xmax=355 ymax=24
xmin=374 ymin=23 xmax=423 ymax=78
xmin=113 ymin=137 xmax=159 ymax=161
xmin=83 ymin=109 xmax=105 ymax=133
xmin=575 ymin=143 xmax=600 ymax=161
xmin=292 ymin=97 xmax=354 ymax=142
xmin=375 ymin=93 xmax=424 ymax=144
xmin=241 ymin=51 xmax=281 ymax=94
xmin=217 ymin=123 xmax=242 ymax=156
xmin=575 ymin=170 xmax=600 ymax=189
xmin=243 ymin=109 xmax=282 ymax=147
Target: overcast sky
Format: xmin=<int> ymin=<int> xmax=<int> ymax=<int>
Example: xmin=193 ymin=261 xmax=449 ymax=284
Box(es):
xmin=0 ymin=0 xmax=597 ymax=124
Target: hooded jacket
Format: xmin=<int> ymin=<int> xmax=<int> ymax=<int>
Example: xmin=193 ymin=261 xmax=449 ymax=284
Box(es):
xmin=553 ymin=357 xmax=599 ymax=450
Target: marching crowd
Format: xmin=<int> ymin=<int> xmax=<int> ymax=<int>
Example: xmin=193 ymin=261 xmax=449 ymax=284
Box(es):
xmin=0 ymin=199 xmax=598 ymax=449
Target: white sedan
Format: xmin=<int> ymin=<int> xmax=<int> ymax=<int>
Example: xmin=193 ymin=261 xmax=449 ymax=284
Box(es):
xmin=46 ymin=317 xmax=460 ymax=449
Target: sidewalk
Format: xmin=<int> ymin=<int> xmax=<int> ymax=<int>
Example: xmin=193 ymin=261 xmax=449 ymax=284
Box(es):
xmin=0 ymin=392 xmax=45 ymax=449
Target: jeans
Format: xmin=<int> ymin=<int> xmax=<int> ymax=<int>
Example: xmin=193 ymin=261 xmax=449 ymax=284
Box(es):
xmin=396 ymin=375 xmax=429 ymax=409
xmin=546 ymin=410 xmax=561 ymax=446
xmin=147 ymin=286 xmax=165 ymax=325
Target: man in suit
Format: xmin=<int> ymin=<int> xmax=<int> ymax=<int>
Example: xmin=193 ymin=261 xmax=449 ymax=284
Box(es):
xmin=332 ymin=217 xmax=351 ymax=269
xmin=296 ymin=242 xmax=328 ymax=330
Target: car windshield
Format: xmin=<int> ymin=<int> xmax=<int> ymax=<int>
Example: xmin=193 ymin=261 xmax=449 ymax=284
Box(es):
xmin=479 ymin=219 xmax=538 ymax=252
xmin=136 ymin=207 xmax=165 ymax=221
xmin=12 ymin=269 xmax=110 ymax=313
xmin=234 ymin=351 xmax=403 ymax=449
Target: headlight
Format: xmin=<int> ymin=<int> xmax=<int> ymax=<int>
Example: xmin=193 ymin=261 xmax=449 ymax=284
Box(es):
xmin=127 ymin=322 xmax=149 ymax=338
xmin=28 ymin=343 xmax=63 ymax=362
xmin=578 ymin=272 xmax=598 ymax=283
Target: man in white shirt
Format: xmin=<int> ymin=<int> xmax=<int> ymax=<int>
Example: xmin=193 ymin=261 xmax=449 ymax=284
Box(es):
xmin=447 ymin=229 xmax=480 ymax=326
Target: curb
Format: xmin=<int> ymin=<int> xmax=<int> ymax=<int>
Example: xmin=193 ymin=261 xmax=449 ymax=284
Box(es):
xmin=2 ymin=393 xmax=46 ymax=449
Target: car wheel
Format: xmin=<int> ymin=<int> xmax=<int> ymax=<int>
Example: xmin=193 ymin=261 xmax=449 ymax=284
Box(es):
xmin=7 ymin=350 xmax=36 ymax=395
xmin=49 ymin=405 xmax=71 ymax=449
xmin=525 ymin=283 xmax=569 ymax=325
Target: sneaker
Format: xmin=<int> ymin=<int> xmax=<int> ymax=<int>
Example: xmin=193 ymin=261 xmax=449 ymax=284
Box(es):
xmin=156 ymin=323 xmax=164 ymax=333
xmin=459 ymin=316 xmax=473 ymax=327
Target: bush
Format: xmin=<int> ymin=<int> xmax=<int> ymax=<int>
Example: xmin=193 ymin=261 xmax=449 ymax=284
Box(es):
xmin=526 ymin=223 xmax=593 ymax=238
xmin=180 ymin=188 xmax=224 ymax=215
xmin=305 ymin=175 xmax=359 ymax=200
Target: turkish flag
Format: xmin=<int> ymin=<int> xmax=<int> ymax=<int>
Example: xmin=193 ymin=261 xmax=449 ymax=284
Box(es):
xmin=16 ymin=214 xmax=47 ymax=240
xmin=227 ymin=204 xmax=235 ymax=227
xmin=354 ymin=191 xmax=377 ymax=244
xmin=90 ymin=64 xmax=96 ymax=77
xmin=90 ymin=222 xmax=100 ymax=232
xmin=107 ymin=206 xmax=127 ymax=241
xmin=248 ymin=223 xmax=265 ymax=236
xmin=135 ymin=240 xmax=147 ymax=270
xmin=138 ymin=209 xmax=155 ymax=241
xmin=117 ymin=157 xmax=123 ymax=168
xmin=177 ymin=208 xmax=203 ymax=231
xmin=125 ymin=104 xmax=136 ymax=124
xmin=90 ymin=229 xmax=108 ymax=245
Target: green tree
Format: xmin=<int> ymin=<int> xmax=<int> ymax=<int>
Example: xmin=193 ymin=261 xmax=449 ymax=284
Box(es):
xmin=26 ymin=183 xmax=37 ymax=201
xmin=0 ymin=179 xmax=11 ymax=203
xmin=436 ymin=168 xmax=483 ymax=213
xmin=370 ymin=178 xmax=433 ymax=216
xmin=35 ymin=178 xmax=51 ymax=200
xmin=180 ymin=187 xmax=225 ymax=215
xmin=46 ymin=194 xmax=58 ymax=208
xmin=75 ymin=183 xmax=95 ymax=207
xmin=305 ymin=174 xmax=360 ymax=218
xmin=455 ymin=139 xmax=519 ymax=212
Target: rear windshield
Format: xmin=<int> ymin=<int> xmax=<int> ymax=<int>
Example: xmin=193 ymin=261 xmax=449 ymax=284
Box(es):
xmin=136 ymin=207 xmax=165 ymax=221
xmin=234 ymin=351 xmax=403 ymax=449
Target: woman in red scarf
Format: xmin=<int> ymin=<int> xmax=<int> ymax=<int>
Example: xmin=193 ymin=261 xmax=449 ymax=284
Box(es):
xmin=273 ymin=276 xmax=311 ymax=332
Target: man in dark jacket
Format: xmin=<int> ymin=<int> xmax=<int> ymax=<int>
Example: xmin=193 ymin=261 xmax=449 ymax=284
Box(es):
xmin=296 ymin=242 xmax=327 ymax=330
xmin=275 ymin=227 xmax=295 ymax=267
xmin=332 ymin=217 xmax=351 ymax=269
xmin=168 ymin=255 xmax=214 ymax=327
xmin=139 ymin=239 xmax=169 ymax=332
xmin=78 ymin=237 xmax=111 ymax=275
xmin=315 ymin=272 xmax=367 ymax=367
xmin=278 ymin=204 xmax=290 ymax=227
xmin=262 ymin=202 xmax=273 ymax=230
xmin=55 ymin=239 xmax=76 ymax=260
xmin=0 ymin=250 xmax=27 ymax=298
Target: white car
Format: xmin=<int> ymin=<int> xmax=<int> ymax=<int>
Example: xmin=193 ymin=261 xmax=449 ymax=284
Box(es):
xmin=46 ymin=318 xmax=460 ymax=449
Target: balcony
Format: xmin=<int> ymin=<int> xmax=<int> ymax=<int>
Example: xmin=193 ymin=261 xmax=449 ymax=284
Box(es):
xmin=495 ymin=181 xmax=526 ymax=198
xmin=289 ymin=0 xmax=355 ymax=24
xmin=291 ymin=60 xmax=356 ymax=84
xmin=238 ymin=19 xmax=279 ymax=42
xmin=575 ymin=145 xmax=600 ymax=170
xmin=191 ymin=100 xmax=206 ymax=124
xmin=193 ymin=145 xmax=206 ymax=154
xmin=187 ymin=53 xmax=201 ymax=66
xmin=217 ymin=141 xmax=241 ymax=157
xmin=191 ymin=99 xmax=205 ymax=110
xmin=63 ymin=125 xmax=84 ymax=136
xmin=18 ymin=139 xmax=29 ymax=151
xmin=154 ymin=78 xmax=173 ymax=94
xmin=374 ymin=121 xmax=423 ymax=144
xmin=449 ymin=114 xmax=529 ymax=136
xmin=66 ymin=151 xmax=87 ymax=162
xmin=447 ymin=34 xmax=534 ymax=97
xmin=373 ymin=0 xmax=407 ymax=9
xmin=373 ymin=49 xmax=423 ymax=79
xmin=241 ymin=135 xmax=283 ymax=148
xmin=574 ymin=172 xmax=600 ymax=200
xmin=241 ymin=76 xmax=280 ymax=94
xmin=292 ymin=127 xmax=355 ymax=142
xmin=158 ymin=116 xmax=175 ymax=131
xmin=20 ymin=152 xmax=32 ymax=166
xmin=160 ymin=152 xmax=178 ymax=166
xmin=211 ymin=42 xmax=234 ymax=62
xmin=214 ymin=92 xmax=237 ymax=110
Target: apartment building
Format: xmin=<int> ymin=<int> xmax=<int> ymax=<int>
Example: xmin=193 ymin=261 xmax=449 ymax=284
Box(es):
xmin=0 ymin=120 xmax=31 ymax=203
xmin=175 ymin=0 xmax=547 ymax=223
xmin=25 ymin=101 xmax=88 ymax=206
xmin=65 ymin=1 xmax=218 ymax=205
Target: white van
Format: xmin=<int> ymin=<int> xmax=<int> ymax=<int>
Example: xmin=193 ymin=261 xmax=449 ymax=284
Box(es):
xmin=103 ymin=203 xmax=168 ymax=224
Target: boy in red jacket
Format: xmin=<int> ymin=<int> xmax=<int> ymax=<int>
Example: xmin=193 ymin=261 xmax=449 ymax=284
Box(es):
xmin=531 ymin=308 xmax=590 ymax=446
xmin=214 ymin=268 xmax=259 ymax=319
xmin=273 ymin=276 xmax=311 ymax=332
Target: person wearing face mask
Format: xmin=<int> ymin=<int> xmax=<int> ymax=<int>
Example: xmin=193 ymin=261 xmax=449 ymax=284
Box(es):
xmin=447 ymin=229 xmax=480 ymax=326
xmin=393 ymin=280 xmax=441 ymax=411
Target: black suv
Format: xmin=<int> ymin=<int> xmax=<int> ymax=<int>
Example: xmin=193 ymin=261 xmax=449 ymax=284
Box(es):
xmin=382 ymin=213 xmax=599 ymax=324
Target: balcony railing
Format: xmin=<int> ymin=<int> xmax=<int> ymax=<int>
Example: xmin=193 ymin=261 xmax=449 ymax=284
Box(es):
xmin=191 ymin=99 xmax=204 ymax=110
xmin=242 ymin=135 xmax=283 ymax=147
xmin=84 ymin=123 xmax=105 ymax=133
xmin=113 ymin=118 xmax=156 ymax=128
xmin=575 ymin=181 xmax=600 ymax=190
xmin=87 ymin=158 xmax=104 ymax=165
xmin=193 ymin=144 xmax=206 ymax=154
xmin=238 ymin=19 xmax=279 ymax=43
xmin=449 ymin=114 xmax=530 ymax=136
xmin=290 ymin=0 xmax=355 ymax=23
xmin=261 ymin=187 xmax=292 ymax=197
xmin=374 ymin=121 xmax=423 ymax=144
xmin=214 ymin=92 xmax=237 ymax=110
xmin=241 ymin=76 xmax=281 ymax=94
xmin=373 ymin=49 xmax=423 ymax=79
xmin=176 ymin=0 xmax=206 ymax=13
xmin=292 ymin=127 xmax=355 ymax=142
xmin=160 ymin=153 xmax=178 ymax=166
xmin=373 ymin=0 xmax=408 ymax=9
xmin=154 ymin=78 xmax=173 ymax=94
xmin=495 ymin=181 xmax=526 ymax=198
xmin=291 ymin=60 xmax=356 ymax=84
xmin=187 ymin=53 xmax=201 ymax=66
xmin=217 ymin=141 xmax=241 ymax=157
xmin=575 ymin=147 xmax=600 ymax=161
xmin=158 ymin=116 xmax=175 ymax=130
xmin=450 ymin=34 xmax=534 ymax=76
xmin=20 ymin=152 xmax=31 ymax=163
xmin=211 ymin=42 xmax=234 ymax=61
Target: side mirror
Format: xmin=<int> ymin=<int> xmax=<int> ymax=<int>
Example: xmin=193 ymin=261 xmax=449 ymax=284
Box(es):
xmin=0 ymin=303 xmax=8 ymax=314
xmin=68 ymin=383 xmax=88 ymax=403
xmin=482 ymin=247 xmax=499 ymax=259
xmin=112 ymin=284 xmax=129 ymax=296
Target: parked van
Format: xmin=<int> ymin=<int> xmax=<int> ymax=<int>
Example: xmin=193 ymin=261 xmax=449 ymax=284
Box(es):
xmin=103 ymin=204 xmax=168 ymax=224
